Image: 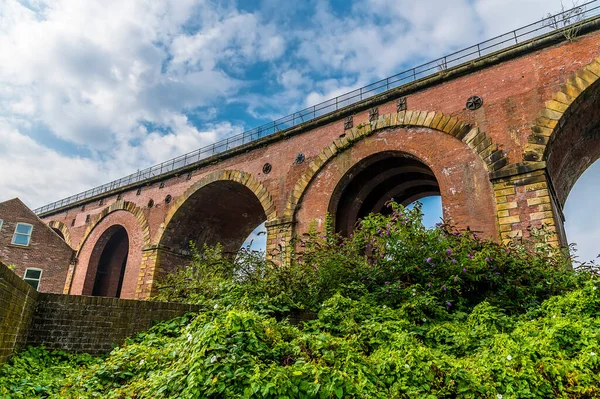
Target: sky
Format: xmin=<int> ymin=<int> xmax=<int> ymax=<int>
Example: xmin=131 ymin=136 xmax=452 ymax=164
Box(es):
xmin=1 ymin=0 xmax=598 ymax=262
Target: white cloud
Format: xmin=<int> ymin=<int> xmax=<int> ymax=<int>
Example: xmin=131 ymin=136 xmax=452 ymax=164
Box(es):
xmin=0 ymin=121 xmax=105 ymax=209
xmin=0 ymin=0 xmax=286 ymax=207
xmin=292 ymin=0 xmax=566 ymax=108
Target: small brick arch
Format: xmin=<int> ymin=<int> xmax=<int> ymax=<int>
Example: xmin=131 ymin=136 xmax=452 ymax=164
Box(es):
xmin=524 ymin=56 xmax=600 ymax=162
xmin=155 ymin=169 xmax=277 ymax=245
xmin=47 ymin=220 xmax=73 ymax=248
xmin=77 ymin=200 xmax=150 ymax=254
xmin=283 ymin=110 xmax=505 ymax=218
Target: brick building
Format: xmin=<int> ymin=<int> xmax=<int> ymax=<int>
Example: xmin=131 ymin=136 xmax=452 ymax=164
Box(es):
xmin=0 ymin=198 xmax=74 ymax=293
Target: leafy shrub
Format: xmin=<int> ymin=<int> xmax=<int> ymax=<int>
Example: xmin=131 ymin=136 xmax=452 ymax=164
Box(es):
xmin=0 ymin=347 xmax=98 ymax=399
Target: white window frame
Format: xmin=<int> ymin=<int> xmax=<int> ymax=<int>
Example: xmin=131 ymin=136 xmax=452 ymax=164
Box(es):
xmin=0 ymin=219 xmax=3 ymax=232
xmin=23 ymin=267 xmax=43 ymax=290
xmin=11 ymin=222 xmax=33 ymax=246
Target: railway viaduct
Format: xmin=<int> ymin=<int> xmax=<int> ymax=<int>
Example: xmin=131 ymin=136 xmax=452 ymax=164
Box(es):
xmin=33 ymin=12 xmax=600 ymax=300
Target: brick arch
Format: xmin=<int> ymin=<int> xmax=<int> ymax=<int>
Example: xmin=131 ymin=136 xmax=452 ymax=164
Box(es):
xmin=155 ymin=169 xmax=277 ymax=245
xmin=284 ymin=111 xmax=505 ymax=218
xmin=47 ymin=220 xmax=73 ymax=248
xmin=77 ymin=200 xmax=150 ymax=253
xmin=69 ymin=202 xmax=150 ymax=299
xmin=524 ymin=56 xmax=600 ymax=163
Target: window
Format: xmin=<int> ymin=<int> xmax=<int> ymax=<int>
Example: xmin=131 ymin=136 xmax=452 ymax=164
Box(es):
xmin=11 ymin=223 xmax=33 ymax=246
xmin=0 ymin=219 xmax=3 ymax=232
xmin=23 ymin=268 xmax=42 ymax=290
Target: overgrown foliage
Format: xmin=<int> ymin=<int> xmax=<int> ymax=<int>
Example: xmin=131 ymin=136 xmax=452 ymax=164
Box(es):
xmin=1 ymin=202 xmax=599 ymax=398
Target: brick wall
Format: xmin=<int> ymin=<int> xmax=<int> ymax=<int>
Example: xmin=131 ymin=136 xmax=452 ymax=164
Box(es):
xmin=0 ymin=260 xmax=38 ymax=364
xmin=26 ymin=294 xmax=199 ymax=355
xmin=0 ymin=260 xmax=199 ymax=363
xmin=0 ymin=198 xmax=74 ymax=294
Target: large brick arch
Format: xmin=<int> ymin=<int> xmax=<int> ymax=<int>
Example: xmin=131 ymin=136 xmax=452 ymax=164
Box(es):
xmin=155 ymin=169 xmax=277 ymax=247
xmin=47 ymin=220 xmax=73 ymax=248
xmin=69 ymin=202 xmax=150 ymax=299
xmin=525 ymin=56 xmax=600 ymax=205
xmin=525 ymin=56 xmax=600 ymax=165
xmin=284 ymin=111 xmax=505 ymax=219
xmin=290 ymin=124 xmax=498 ymax=241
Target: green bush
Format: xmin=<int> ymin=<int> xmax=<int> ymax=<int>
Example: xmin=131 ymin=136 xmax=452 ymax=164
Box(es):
xmin=1 ymin=202 xmax=598 ymax=398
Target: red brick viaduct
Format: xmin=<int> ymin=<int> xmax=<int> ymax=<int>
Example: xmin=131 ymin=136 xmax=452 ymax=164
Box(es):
xmin=35 ymin=18 xmax=600 ymax=299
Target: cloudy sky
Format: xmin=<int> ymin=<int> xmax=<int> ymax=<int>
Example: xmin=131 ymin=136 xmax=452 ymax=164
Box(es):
xmin=1 ymin=0 xmax=597 ymax=262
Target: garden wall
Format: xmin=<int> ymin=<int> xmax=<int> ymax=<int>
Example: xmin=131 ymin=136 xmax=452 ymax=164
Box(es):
xmin=27 ymin=294 xmax=198 ymax=354
xmin=0 ymin=260 xmax=38 ymax=363
xmin=0 ymin=260 xmax=199 ymax=362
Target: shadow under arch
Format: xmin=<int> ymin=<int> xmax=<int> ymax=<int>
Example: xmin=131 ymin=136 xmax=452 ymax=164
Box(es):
xmin=328 ymin=151 xmax=441 ymax=236
xmin=87 ymin=224 xmax=129 ymax=297
xmin=155 ymin=170 xmax=277 ymax=271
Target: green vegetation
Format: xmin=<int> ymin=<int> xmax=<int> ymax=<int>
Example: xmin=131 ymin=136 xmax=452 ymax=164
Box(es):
xmin=1 ymin=202 xmax=599 ymax=398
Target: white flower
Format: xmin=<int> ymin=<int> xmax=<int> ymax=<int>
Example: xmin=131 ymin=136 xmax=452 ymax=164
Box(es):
xmin=210 ymin=355 xmax=217 ymax=364
xmin=139 ymin=359 xmax=144 ymax=366
xmin=412 ymin=293 xmax=416 ymax=296
xmin=187 ymin=333 xmax=193 ymax=342
xmin=552 ymin=315 xmax=556 ymax=319
xmin=383 ymin=305 xmax=387 ymax=309
xmin=497 ymin=394 xmax=503 ymax=399
xmin=404 ymin=364 xmax=410 ymax=369
xmin=422 ymin=318 xmax=427 ymax=323
xmin=593 ymin=286 xmax=597 ymax=291
xmin=506 ymin=355 xmax=512 ymax=361
xmin=591 ymin=352 xmax=596 ymax=356
xmin=213 ymin=304 xmax=219 ymax=309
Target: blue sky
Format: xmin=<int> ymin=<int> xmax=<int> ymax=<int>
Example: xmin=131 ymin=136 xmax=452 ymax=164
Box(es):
xmin=1 ymin=0 xmax=598 ymax=262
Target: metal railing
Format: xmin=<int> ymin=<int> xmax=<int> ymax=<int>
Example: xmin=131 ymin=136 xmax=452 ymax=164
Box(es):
xmin=34 ymin=1 xmax=600 ymax=215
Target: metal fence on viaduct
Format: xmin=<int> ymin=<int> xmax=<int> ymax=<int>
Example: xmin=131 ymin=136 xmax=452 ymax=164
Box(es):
xmin=35 ymin=6 xmax=600 ymax=299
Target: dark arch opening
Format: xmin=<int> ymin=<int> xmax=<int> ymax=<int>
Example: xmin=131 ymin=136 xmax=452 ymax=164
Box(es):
xmin=51 ymin=227 xmax=65 ymax=241
xmin=546 ymin=78 xmax=600 ymax=246
xmin=89 ymin=225 xmax=129 ymax=297
xmin=329 ymin=151 xmax=441 ymax=236
xmin=160 ymin=180 xmax=267 ymax=261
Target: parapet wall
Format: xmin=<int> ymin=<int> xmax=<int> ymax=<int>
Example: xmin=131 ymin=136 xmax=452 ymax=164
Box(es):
xmin=27 ymin=294 xmax=198 ymax=354
xmin=0 ymin=261 xmax=199 ymax=363
xmin=0 ymin=260 xmax=38 ymax=363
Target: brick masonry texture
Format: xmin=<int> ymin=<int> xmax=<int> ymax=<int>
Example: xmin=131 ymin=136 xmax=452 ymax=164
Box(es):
xmin=34 ymin=27 xmax=600 ymax=297
xmin=0 ymin=260 xmax=199 ymax=363
xmin=0 ymin=260 xmax=38 ymax=364
xmin=26 ymin=294 xmax=199 ymax=355
xmin=0 ymin=198 xmax=74 ymax=294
